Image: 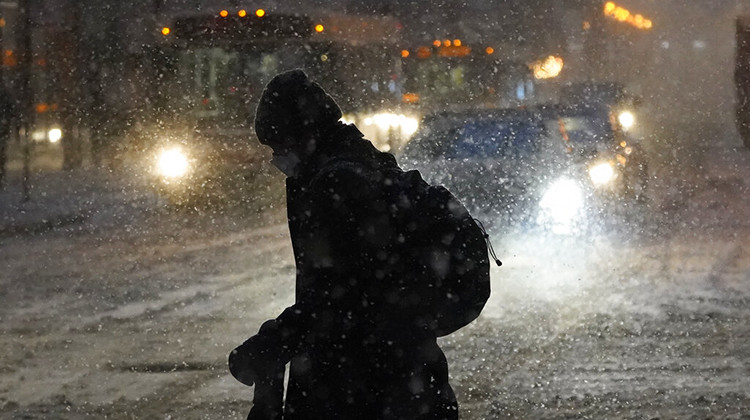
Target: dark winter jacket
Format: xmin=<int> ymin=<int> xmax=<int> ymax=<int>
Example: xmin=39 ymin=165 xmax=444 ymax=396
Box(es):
xmin=231 ymin=123 xmax=458 ymax=419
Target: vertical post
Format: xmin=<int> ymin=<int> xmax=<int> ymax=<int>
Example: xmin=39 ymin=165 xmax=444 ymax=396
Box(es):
xmin=0 ymin=11 xmax=5 ymax=189
xmin=62 ymin=0 xmax=83 ymax=170
xmin=19 ymin=0 xmax=32 ymax=202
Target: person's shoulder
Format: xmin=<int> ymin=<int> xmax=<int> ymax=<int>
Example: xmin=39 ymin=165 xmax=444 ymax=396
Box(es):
xmin=314 ymin=158 xmax=371 ymax=182
xmin=311 ymin=158 xmax=390 ymax=199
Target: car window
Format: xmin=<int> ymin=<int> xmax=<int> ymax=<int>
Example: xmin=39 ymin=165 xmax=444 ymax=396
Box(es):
xmin=448 ymin=120 xmax=543 ymax=159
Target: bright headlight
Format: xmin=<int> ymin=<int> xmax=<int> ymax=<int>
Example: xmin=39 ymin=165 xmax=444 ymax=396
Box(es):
xmin=363 ymin=113 xmax=419 ymax=136
xmin=618 ymin=110 xmax=635 ymax=130
xmin=538 ymin=177 xmax=584 ymax=234
xmin=48 ymin=128 xmax=62 ymax=143
xmin=589 ymin=161 xmax=615 ymax=186
xmin=540 ymin=178 xmax=584 ymax=217
xmin=157 ymin=147 xmax=189 ymax=178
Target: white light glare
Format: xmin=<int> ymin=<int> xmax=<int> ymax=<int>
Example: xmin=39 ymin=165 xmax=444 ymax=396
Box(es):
xmin=31 ymin=130 xmax=46 ymax=141
xmin=589 ymin=162 xmax=615 ymax=186
xmin=339 ymin=114 xmax=357 ymax=125
xmin=48 ymin=128 xmax=63 ymax=143
xmin=157 ymin=147 xmax=189 ymax=178
xmin=538 ymin=177 xmax=584 ymax=234
xmin=363 ymin=113 xmax=419 ymax=136
xmin=618 ymin=110 xmax=635 ymax=130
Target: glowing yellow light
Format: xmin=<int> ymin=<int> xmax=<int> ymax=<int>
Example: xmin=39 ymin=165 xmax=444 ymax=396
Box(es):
xmin=485 ymin=46 xmax=494 ymax=55
xmin=219 ymin=10 xmax=229 ymax=17
xmin=401 ymin=49 xmax=410 ymax=58
xmin=339 ymin=114 xmax=357 ymax=125
xmin=454 ymin=39 xmax=462 ymax=47
xmin=315 ymin=24 xmax=324 ymax=33
xmin=444 ymin=39 xmax=451 ymax=47
xmin=531 ymin=55 xmax=564 ymax=79
xmin=364 ymin=113 xmax=419 ymax=136
xmin=157 ymin=147 xmax=189 ymax=178
xmin=614 ymin=7 xmax=630 ymax=22
xmin=238 ymin=9 xmax=247 ymax=17
xmin=604 ymin=2 xmax=652 ymax=30
xmin=256 ymin=9 xmax=265 ymax=17
xmin=433 ymin=40 xmax=442 ymax=47
xmin=161 ymin=27 xmax=171 ymax=36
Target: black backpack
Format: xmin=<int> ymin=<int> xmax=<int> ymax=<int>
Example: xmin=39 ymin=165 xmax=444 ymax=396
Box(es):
xmin=383 ymin=168 xmax=496 ymax=337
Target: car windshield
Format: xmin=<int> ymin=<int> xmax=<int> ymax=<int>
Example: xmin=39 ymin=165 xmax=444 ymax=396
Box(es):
xmin=547 ymin=113 xmax=614 ymax=146
xmin=449 ymin=120 xmax=543 ymax=159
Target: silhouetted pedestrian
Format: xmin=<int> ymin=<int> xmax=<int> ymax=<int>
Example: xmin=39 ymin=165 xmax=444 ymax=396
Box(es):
xmin=229 ymin=70 xmax=491 ymax=420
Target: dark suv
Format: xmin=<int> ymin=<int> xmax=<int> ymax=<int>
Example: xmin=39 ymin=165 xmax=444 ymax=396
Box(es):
xmin=399 ymin=105 xmax=648 ymax=233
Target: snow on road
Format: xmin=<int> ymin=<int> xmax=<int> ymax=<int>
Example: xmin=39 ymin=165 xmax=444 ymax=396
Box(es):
xmin=1 ymin=146 xmax=750 ymax=418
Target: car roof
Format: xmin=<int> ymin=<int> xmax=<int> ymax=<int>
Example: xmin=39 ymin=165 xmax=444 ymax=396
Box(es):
xmin=419 ymin=107 xmax=545 ymax=130
xmin=414 ymin=104 xmax=612 ymax=139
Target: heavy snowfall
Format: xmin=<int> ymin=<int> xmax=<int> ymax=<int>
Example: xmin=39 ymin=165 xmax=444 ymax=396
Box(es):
xmin=2 ymin=0 xmax=750 ymax=419
xmin=1 ymin=139 xmax=749 ymax=419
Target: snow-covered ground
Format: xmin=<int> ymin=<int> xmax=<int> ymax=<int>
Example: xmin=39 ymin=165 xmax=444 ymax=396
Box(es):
xmin=1 ymin=145 xmax=750 ymax=419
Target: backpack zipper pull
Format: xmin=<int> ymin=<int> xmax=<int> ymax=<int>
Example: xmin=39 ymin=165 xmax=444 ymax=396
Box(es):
xmin=473 ymin=218 xmax=502 ymax=267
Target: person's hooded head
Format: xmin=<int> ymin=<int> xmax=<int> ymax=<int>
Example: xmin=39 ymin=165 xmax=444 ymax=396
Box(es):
xmin=254 ymin=70 xmax=342 ymax=159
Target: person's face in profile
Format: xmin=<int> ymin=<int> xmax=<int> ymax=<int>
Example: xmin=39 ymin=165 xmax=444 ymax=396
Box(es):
xmin=271 ymin=150 xmax=301 ymax=177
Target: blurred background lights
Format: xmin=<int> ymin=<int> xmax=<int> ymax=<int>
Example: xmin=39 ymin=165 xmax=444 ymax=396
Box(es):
xmin=531 ymin=55 xmax=564 ymax=79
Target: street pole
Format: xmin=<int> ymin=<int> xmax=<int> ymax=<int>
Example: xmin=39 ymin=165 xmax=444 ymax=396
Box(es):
xmin=0 ymin=1 xmax=16 ymax=190
xmin=18 ymin=0 xmax=32 ymax=202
